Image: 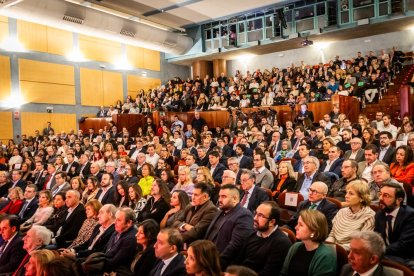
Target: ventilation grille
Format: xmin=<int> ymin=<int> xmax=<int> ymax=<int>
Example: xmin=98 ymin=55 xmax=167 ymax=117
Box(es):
xmin=120 ymin=29 xmax=136 ymax=37
xmin=62 ymin=15 xmax=84 ymax=25
xmin=0 ymin=0 xmax=23 ymax=7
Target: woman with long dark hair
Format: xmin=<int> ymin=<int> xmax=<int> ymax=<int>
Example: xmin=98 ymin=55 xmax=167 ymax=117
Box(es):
xmin=137 ymin=178 xmax=171 ymax=224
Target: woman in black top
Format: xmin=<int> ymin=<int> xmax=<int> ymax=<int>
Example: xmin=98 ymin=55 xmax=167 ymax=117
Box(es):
xmin=137 ymin=178 xmax=170 ymax=224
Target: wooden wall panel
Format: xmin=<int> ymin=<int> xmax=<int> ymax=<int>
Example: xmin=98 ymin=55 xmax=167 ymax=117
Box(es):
xmin=143 ymin=49 xmax=160 ymax=71
xmin=126 ymin=45 xmax=144 ymax=69
xmin=102 ymin=71 xmax=123 ymax=106
xmin=79 ymin=35 xmax=122 ymax=63
xmin=47 ymin=27 xmax=73 ymax=56
xmin=0 ymin=112 xmax=12 ymax=143
xmin=127 ymin=75 xmax=161 ymax=96
xmin=19 ymin=59 xmax=74 ymax=85
xmin=0 ymin=16 xmax=8 ymax=43
xmin=19 ymin=59 xmax=75 ymax=104
xmin=21 ymin=113 xmax=76 ymax=137
xmin=17 ymin=20 xmax=48 ymax=52
xmin=80 ymin=68 xmax=104 ymax=107
xmin=0 ymin=55 xmax=11 ymax=102
xmin=20 ymin=81 xmax=75 ymax=105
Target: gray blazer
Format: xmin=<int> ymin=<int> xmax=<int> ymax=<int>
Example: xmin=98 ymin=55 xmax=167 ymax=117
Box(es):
xmin=255 ymin=168 xmax=274 ymax=190
xmin=343 ymin=148 xmax=365 ymax=162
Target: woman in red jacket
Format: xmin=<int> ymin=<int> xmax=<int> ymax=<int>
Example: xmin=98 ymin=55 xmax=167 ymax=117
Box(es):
xmin=390 ymin=145 xmax=414 ymax=188
xmin=0 ymin=186 xmax=24 ymax=215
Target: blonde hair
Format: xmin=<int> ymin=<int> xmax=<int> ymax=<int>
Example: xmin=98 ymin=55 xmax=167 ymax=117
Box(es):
xmin=197 ymin=166 xmax=215 ymax=186
xmin=178 ymin=166 xmax=192 ymax=186
xmin=30 ymin=249 xmax=58 ymax=276
xmin=278 ymin=161 xmax=295 ymax=178
xmin=347 ymin=179 xmax=371 ymax=206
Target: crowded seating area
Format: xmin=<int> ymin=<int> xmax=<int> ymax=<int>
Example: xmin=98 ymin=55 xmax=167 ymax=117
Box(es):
xmin=95 ymin=47 xmax=407 ymax=117
xmin=0 ymin=47 xmax=413 ymax=276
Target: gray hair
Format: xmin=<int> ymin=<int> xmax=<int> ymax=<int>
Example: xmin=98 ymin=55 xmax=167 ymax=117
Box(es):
xmin=66 ymin=189 xmax=81 ymax=200
xmin=30 ymin=225 xmax=52 ymax=245
xmin=240 ymin=169 xmax=255 ymax=180
xmin=311 ymin=181 xmax=328 ymax=195
xmin=350 ymin=231 xmax=385 ymax=260
xmin=305 ymin=156 xmax=320 ymax=170
xmin=223 ymin=170 xmax=236 ymax=179
xmin=102 ymin=204 xmax=117 ymax=218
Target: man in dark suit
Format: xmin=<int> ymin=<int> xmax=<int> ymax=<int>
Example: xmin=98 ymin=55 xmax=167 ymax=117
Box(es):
xmin=103 ymin=207 xmax=137 ymax=273
xmin=128 ymin=138 xmax=147 ymax=161
xmin=375 ymin=182 xmax=414 ymax=269
xmin=95 ymin=173 xmax=115 ymax=205
xmin=0 ymin=215 xmax=26 ymax=274
xmin=10 ymin=169 xmax=26 ymax=190
xmin=52 ymin=190 xmax=86 ymax=248
xmin=173 ymin=183 xmax=218 ymax=243
xmin=31 ymin=161 xmax=46 ymax=188
xmin=18 ymin=184 xmax=39 ymax=223
xmin=89 ymin=162 xmax=102 ymax=182
xmin=208 ymin=151 xmax=226 ymax=183
xmin=50 ymin=172 xmax=71 ymax=198
xmin=294 ymin=156 xmax=330 ymax=201
xmin=217 ymin=137 xmax=233 ymax=157
xmin=294 ymin=144 xmax=312 ymax=173
xmin=238 ymin=201 xmax=292 ymax=275
xmin=61 ymin=204 xmax=116 ymax=261
xmin=378 ymin=131 xmax=396 ymax=165
xmin=196 ymin=146 xmax=209 ymax=167
xmin=151 ymin=228 xmax=186 ymax=276
xmin=295 ymin=103 xmax=314 ymax=124
xmin=62 ymin=153 xmax=79 ymax=179
xmin=235 ymin=144 xmax=253 ymax=169
xmin=285 ymin=181 xmax=338 ymax=232
xmin=239 ymin=169 xmax=269 ymax=213
xmin=76 ymin=154 xmax=91 ymax=181
xmin=96 ymin=106 xmax=108 ymax=117
xmin=205 ymin=184 xmax=254 ymax=269
xmin=268 ymin=131 xmax=282 ymax=158
xmin=343 ymin=137 xmax=365 ymax=162
xmin=319 ymin=146 xmax=344 ymax=178
xmin=341 ymin=231 xmax=394 ymax=276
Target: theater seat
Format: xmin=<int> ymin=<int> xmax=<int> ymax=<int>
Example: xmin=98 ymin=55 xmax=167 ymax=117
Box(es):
xmin=280 ymin=227 xmax=296 ymax=244
xmin=382 ymin=259 xmax=413 ymax=276
xmin=325 ymin=242 xmax=348 ymax=273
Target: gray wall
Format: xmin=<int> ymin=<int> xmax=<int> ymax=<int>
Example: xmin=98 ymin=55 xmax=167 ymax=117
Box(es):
xmin=227 ymin=30 xmax=414 ymax=75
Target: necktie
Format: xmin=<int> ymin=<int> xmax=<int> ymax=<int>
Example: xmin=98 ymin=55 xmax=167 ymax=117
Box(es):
xmin=241 ymin=191 xmax=249 ymax=207
xmin=309 ymin=203 xmax=317 ymax=210
xmin=43 ymin=175 xmax=52 ymax=190
xmin=0 ymin=240 xmax=8 ymax=257
xmin=19 ymin=200 xmax=29 ymax=218
xmin=386 ymin=215 xmax=393 ymax=244
xmin=154 ymin=261 xmax=165 ymax=276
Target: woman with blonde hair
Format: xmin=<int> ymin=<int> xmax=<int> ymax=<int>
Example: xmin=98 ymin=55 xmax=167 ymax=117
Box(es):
xmin=358 ymin=114 xmax=369 ymax=131
xmin=171 ymin=167 xmax=194 ymax=198
xmin=0 ymin=186 xmax=23 ymax=214
xmin=273 ymin=161 xmax=297 ymax=199
xmin=326 ymin=179 xmax=375 ymax=250
xmin=24 ymin=249 xmax=57 ymax=276
xmin=21 ymin=190 xmax=54 ymax=230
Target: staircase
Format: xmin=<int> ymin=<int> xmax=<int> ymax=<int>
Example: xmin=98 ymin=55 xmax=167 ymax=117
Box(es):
xmin=363 ymin=64 xmax=414 ymax=126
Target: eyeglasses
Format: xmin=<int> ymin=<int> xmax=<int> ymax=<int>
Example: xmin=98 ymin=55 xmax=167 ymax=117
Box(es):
xmin=303 ymin=161 xmax=315 ymax=165
xmin=350 ymin=142 xmax=361 ymax=145
xmin=253 ymin=211 xmax=270 ymax=220
xmin=308 ymin=188 xmax=323 ymax=194
xmin=378 ymin=192 xmax=394 ymax=199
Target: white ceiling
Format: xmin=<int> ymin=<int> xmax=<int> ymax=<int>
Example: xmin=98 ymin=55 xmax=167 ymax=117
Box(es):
xmin=86 ymin=0 xmax=286 ymax=30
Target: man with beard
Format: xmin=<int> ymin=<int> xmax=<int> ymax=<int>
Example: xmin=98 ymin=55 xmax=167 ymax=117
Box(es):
xmin=377 ymin=131 xmax=396 ymax=165
xmin=237 ymin=201 xmax=291 ymax=275
xmin=205 ymin=184 xmax=254 ymax=269
xmin=374 ymin=182 xmax=414 ymax=270
xmin=94 ymin=173 xmax=115 ymax=205
xmin=336 ymin=129 xmax=352 ymax=153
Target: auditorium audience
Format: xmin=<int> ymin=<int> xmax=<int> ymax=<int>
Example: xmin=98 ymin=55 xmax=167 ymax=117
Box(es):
xmin=0 ymin=47 xmax=413 ymax=274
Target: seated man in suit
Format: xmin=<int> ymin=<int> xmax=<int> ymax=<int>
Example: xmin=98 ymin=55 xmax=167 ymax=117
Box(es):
xmin=358 ymin=144 xmax=387 ymax=184
xmin=62 ymin=153 xmax=79 ymax=179
xmin=328 ymin=160 xmax=359 ymax=203
xmin=343 ymin=137 xmax=365 ymax=163
xmin=51 ymin=190 xmax=86 ymax=248
xmin=238 ymin=201 xmax=292 ymax=275
xmin=341 ymin=231 xmax=393 ymax=276
xmin=239 ymin=169 xmax=269 ymax=213
xmin=15 ymin=225 xmax=52 ymax=275
xmin=295 ymin=103 xmax=314 ymax=125
xmin=252 ymin=152 xmax=274 ymax=189
xmin=173 ymin=182 xmax=218 ymax=243
xmin=205 ymin=184 xmax=254 ymax=269
xmin=369 ymin=164 xmax=405 ymax=205
xmin=103 ymin=207 xmax=137 ymax=273
xmin=294 ymin=156 xmax=330 ymax=200
xmin=285 ymin=181 xmax=338 ymax=232
xmin=61 ymin=204 xmax=116 ymax=260
xmin=294 ymin=144 xmax=313 ymax=174
xmin=208 ymin=151 xmax=226 ymax=184
xmin=18 ymin=184 xmax=39 ymax=223
xmin=375 ymin=182 xmax=414 ymax=269
xmin=51 ymin=172 xmax=71 ymax=198
xmin=151 ymin=228 xmax=186 ymax=276
xmin=378 ymin=131 xmax=396 ymax=165
xmin=235 ymin=144 xmax=253 ymax=169
xmin=0 ymin=215 xmax=26 ymax=274
xmin=95 ymin=173 xmax=115 ymax=205
xmin=319 ymin=146 xmax=344 ymax=178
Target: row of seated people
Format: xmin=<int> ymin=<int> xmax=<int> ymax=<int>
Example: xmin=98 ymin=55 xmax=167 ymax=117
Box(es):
xmin=95 ymin=47 xmax=406 ymax=116
xmin=0 ymin=173 xmax=411 ymax=275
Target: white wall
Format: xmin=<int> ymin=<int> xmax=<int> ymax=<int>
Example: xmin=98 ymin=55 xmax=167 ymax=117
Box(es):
xmin=227 ymin=29 xmax=414 ymax=75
